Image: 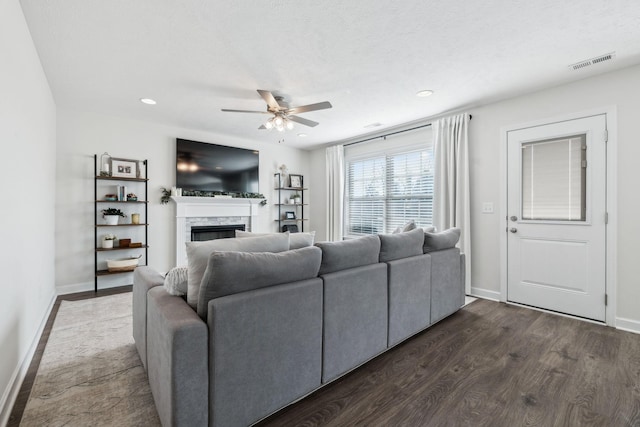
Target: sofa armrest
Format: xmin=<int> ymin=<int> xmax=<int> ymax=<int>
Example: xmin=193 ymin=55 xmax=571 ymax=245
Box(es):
xmin=147 ymin=286 xmax=208 ymax=427
xmin=133 ymin=266 xmax=164 ymax=369
xmin=430 ymin=248 xmax=464 ymax=323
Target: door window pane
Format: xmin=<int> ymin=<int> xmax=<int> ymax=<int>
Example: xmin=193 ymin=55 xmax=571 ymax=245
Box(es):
xmin=521 ymin=134 xmax=586 ymax=221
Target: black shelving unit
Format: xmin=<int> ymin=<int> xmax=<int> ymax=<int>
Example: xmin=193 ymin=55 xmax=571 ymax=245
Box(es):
xmin=94 ymin=155 xmax=148 ymax=291
xmin=274 ymin=172 xmax=307 ymax=232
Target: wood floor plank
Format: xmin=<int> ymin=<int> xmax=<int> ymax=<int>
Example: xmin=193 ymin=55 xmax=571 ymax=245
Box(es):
xmin=258 ymin=300 xmax=640 ymax=427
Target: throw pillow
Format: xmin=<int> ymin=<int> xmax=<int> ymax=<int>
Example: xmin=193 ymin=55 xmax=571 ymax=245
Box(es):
xmin=185 ymin=233 xmax=290 ymax=308
xmin=235 ymin=229 xmax=316 ymax=249
xmin=392 ymin=220 xmax=417 ymax=234
xmin=315 ymin=235 xmax=381 ymax=275
xmin=379 ymin=227 xmax=425 ymax=262
xmin=423 ymin=228 xmax=461 ymax=253
xmin=197 ymin=246 xmax=322 ymax=320
xmin=164 ymin=266 xmax=188 ymax=297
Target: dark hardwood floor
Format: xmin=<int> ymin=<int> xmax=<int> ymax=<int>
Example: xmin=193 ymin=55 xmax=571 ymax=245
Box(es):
xmin=257 ymin=299 xmax=640 ymax=427
xmin=7 ymin=285 xmax=133 ymax=427
xmin=8 ymin=293 xmax=640 ymax=426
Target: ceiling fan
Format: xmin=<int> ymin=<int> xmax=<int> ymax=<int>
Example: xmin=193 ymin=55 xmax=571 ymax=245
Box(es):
xmin=221 ymin=90 xmax=332 ymax=131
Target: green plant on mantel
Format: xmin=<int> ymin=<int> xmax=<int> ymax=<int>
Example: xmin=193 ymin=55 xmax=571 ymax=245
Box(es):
xmin=160 ymin=187 xmax=267 ymax=206
xmin=101 ymin=207 xmax=126 ymax=217
xmin=160 ymin=187 xmax=171 ymax=205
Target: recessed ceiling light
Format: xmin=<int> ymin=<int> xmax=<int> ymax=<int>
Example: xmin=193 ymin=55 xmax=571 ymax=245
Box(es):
xmin=140 ymin=98 xmax=157 ymax=105
xmin=364 ymin=122 xmax=383 ymax=128
xmin=297 ymin=133 xmax=307 ymax=137
xmin=416 ymin=90 xmax=434 ymax=97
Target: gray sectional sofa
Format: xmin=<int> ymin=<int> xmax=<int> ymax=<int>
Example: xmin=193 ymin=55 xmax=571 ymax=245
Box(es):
xmin=133 ymin=227 xmax=465 ymax=427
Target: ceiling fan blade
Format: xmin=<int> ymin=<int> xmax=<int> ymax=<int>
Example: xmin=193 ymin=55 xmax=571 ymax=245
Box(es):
xmin=288 ymin=115 xmax=319 ymax=127
xmin=257 ymin=90 xmax=282 ymax=111
xmin=221 ymin=109 xmax=270 ymax=114
xmin=287 ymin=101 xmax=332 ymax=115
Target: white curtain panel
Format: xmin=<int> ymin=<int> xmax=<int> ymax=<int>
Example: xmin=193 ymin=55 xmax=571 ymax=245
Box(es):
xmin=433 ymin=113 xmax=471 ymax=293
xmin=326 ymin=145 xmax=345 ymax=241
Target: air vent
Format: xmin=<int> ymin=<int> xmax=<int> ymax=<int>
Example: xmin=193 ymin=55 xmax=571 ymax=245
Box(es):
xmin=569 ymin=52 xmax=615 ymax=71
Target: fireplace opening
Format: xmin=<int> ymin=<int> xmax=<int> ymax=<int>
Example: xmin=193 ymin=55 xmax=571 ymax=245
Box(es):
xmin=191 ymin=224 xmax=246 ymax=242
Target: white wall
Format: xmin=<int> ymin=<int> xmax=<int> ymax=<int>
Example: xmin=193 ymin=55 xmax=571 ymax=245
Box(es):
xmin=0 ymin=0 xmax=57 ymax=422
xmin=467 ymin=63 xmax=640 ymax=326
xmin=309 ymin=63 xmax=640 ymax=329
xmin=55 ymin=109 xmax=310 ymax=293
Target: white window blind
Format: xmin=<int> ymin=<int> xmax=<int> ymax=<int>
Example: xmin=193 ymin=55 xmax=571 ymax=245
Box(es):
xmin=345 ymin=127 xmax=433 ymax=236
xmin=521 ymin=134 xmax=586 ymax=221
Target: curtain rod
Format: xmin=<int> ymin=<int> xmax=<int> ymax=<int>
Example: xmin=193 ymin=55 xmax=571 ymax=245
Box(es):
xmin=344 ymin=114 xmax=472 ymax=147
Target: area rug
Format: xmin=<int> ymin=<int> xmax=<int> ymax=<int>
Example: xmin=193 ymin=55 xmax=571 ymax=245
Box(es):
xmin=20 ymin=293 xmax=160 ymax=426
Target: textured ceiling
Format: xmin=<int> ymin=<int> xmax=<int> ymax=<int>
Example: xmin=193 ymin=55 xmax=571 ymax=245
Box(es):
xmin=19 ymin=0 xmax=640 ymax=149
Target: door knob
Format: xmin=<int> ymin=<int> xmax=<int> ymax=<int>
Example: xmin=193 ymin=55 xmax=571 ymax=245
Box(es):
xmin=510 ymin=228 xmax=518 ymax=233
xmin=510 ymin=216 xmax=518 ymax=222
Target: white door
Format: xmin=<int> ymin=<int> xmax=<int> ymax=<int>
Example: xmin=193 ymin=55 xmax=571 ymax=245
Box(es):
xmin=507 ymin=115 xmax=607 ymax=321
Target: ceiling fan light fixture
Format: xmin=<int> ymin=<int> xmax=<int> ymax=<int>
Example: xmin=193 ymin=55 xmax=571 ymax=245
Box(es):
xmin=264 ymin=120 xmax=273 ymax=129
xmin=286 ymin=120 xmax=294 ymax=130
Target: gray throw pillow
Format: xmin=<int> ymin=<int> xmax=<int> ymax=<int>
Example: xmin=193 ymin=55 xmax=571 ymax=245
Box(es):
xmin=197 ymin=246 xmax=322 ymax=320
xmin=163 ymin=266 xmax=188 ymax=297
xmin=379 ymin=227 xmax=424 ymax=262
xmin=185 ymin=233 xmax=290 ymax=307
xmin=315 ymin=235 xmax=381 ymax=275
xmin=423 ymin=228 xmax=461 ymax=253
xmin=235 ymin=229 xmax=316 ymax=249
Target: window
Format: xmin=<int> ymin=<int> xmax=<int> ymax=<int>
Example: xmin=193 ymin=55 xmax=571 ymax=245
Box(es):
xmin=345 ymin=128 xmax=433 ymax=236
xmin=521 ymin=134 xmax=586 ymax=221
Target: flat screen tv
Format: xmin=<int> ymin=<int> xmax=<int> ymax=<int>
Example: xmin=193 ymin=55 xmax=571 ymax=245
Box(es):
xmin=176 ymin=139 xmax=259 ymax=194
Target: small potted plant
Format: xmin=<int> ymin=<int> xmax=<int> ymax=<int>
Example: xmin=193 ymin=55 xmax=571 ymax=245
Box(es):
xmin=102 ymin=233 xmax=117 ymax=249
xmin=290 ymin=193 xmax=301 ymax=204
xmin=102 ymin=207 xmax=126 ymax=225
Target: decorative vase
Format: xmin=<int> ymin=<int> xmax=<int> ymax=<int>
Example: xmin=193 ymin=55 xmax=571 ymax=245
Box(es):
xmin=102 ymin=239 xmax=114 ymax=249
xmin=104 ymin=215 xmax=119 ymax=225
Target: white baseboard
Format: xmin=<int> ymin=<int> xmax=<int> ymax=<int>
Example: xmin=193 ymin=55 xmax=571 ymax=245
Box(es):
xmin=0 ymin=292 xmax=56 ymax=426
xmin=56 ymin=281 xmax=94 ymax=295
xmin=616 ymin=317 xmax=640 ymax=334
xmin=469 ymin=287 xmax=501 ymax=301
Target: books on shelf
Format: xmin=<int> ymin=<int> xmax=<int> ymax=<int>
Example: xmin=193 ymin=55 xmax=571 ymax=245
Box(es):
xmin=116 ymin=185 xmax=127 ymax=201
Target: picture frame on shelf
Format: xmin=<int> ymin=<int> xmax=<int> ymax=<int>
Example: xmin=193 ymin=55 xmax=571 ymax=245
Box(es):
xmin=285 ymin=211 xmax=296 ymax=220
xmin=289 ymin=174 xmax=303 ymax=188
xmin=110 ymin=157 xmax=139 ymax=178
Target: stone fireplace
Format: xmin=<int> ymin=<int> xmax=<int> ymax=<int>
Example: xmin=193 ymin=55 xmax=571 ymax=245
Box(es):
xmin=172 ymin=196 xmax=263 ymax=265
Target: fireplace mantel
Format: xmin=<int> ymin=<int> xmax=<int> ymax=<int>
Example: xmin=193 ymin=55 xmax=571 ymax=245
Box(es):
xmin=171 ymin=196 xmax=263 ymax=265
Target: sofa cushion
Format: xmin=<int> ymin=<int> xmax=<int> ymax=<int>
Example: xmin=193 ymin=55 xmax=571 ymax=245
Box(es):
xmin=235 ymin=229 xmax=316 ymax=249
xmin=315 ymin=235 xmax=381 ymax=275
xmin=423 ymin=228 xmax=461 ymax=253
xmin=163 ymin=266 xmax=188 ymax=297
xmin=185 ymin=233 xmax=290 ymax=308
xmin=379 ymin=227 xmax=425 ymax=262
xmin=197 ymin=246 xmax=322 ymax=320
